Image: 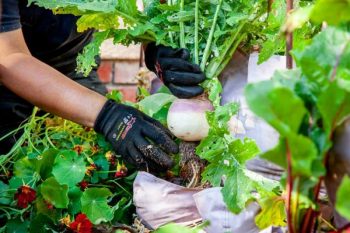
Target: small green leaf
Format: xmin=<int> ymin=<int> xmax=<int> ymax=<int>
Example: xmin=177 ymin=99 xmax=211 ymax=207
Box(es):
xmin=138 ymin=93 xmax=176 ymax=117
xmin=13 ymin=157 xmax=39 ymax=185
xmin=77 ymin=30 xmax=111 ymax=76
xmin=52 ymin=150 xmax=86 ymax=187
xmin=106 ymin=90 xmax=124 ymax=103
xmin=0 ymin=181 xmax=11 ymax=205
xmin=255 ymin=195 xmax=286 ymax=229
xmin=222 ymin=167 xmax=255 ymax=213
xmin=40 ymin=177 xmax=69 ymax=208
xmin=38 ymin=149 xmax=59 ymax=180
xmin=336 ymin=175 xmax=350 ymax=221
xmin=228 ymin=138 xmax=260 ymax=165
xmin=81 ymin=188 xmax=113 ymax=224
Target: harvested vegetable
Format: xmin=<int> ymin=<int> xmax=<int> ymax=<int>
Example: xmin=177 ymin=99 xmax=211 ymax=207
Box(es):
xmin=167 ymin=98 xmax=213 ymax=141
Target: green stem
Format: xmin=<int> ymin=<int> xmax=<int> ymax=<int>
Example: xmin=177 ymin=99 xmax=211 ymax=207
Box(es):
xmin=200 ymin=0 xmax=223 ymax=70
xmin=114 ymin=9 xmax=139 ymax=24
xmin=206 ymin=22 xmax=246 ymax=78
xmin=179 ymin=0 xmax=186 ymax=48
xmin=211 ymin=34 xmax=246 ymax=79
xmin=194 ymin=0 xmax=199 ymax=64
xmin=106 ymin=180 xmax=132 ymax=197
xmin=168 ymin=0 xmax=175 ymax=44
xmin=0 ymin=124 xmax=26 ymax=141
xmin=45 ymin=127 xmax=58 ymax=149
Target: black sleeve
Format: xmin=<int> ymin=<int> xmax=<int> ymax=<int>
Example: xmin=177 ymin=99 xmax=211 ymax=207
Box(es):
xmin=1 ymin=0 xmax=21 ymax=33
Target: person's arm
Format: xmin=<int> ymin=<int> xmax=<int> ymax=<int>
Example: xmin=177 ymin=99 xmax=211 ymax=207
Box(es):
xmin=0 ymin=29 xmax=107 ymax=127
xmin=0 ymin=29 xmax=178 ymax=171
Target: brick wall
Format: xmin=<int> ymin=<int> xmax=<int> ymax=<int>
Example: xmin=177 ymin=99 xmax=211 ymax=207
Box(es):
xmin=96 ymin=0 xmax=146 ymax=102
xmin=97 ymin=41 xmax=143 ymax=102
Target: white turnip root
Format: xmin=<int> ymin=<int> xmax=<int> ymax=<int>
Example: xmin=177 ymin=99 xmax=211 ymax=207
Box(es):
xmin=167 ymin=98 xmax=214 ymax=141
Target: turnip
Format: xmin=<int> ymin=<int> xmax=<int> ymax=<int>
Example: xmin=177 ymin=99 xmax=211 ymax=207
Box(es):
xmin=167 ymin=98 xmax=214 ymax=141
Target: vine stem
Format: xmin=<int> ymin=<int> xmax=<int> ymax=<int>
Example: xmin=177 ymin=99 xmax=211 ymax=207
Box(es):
xmin=194 ymin=0 xmax=199 ymax=64
xmin=179 ymin=0 xmax=186 ymax=48
xmin=200 ymin=0 xmax=223 ymax=70
xmin=286 ymin=140 xmax=295 ymax=233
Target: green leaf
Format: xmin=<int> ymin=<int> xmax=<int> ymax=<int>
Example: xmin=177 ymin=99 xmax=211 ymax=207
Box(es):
xmin=40 ymin=177 xmax=69 ymax=208
xmin=336 ymin=175 xmax=350 ymax=221
xmin=68 ymin=186 xmax=83 ymax=215
xmin=222 ymin=167 xmax=256 ymax=213
xmin=228 ymin=138 xmax=260 ymax=165
xmin=137 ymin=93 xmax=176 ymax=117
xmin=81 ymin=188 xmax=114 ymax=224
xmin=29 ymin=0 xmax=120 ymax=13
xmin=294 ymin=27 xmax=350 ymax=87
xmin=317 ymin=82 xmax=350 ymax=137
xmin=38 ymin=149 xmax=59 ymax=180
xmin=287 ymin=134 xmax=320 ymax=176
xmin=258 ymin=37 xmax=285 ymax=64
xmin=92 ymin=154 xmax=110 ymax=181
xmin=13 ymin=157 xmax=39 ymax=186
xmin=35 ymin=197 xmax=60 ymax=220
xmin=283 ymin=6 xmax=313 ymax=33
xmin=0 ymin=181 xmax=11 ymax=205
xmin=261 ymin=139 xmax=287 ymax=169
xmin=311 ymin=0 xmax=350 ymax=25
xmin=106 ymin=90 xmax=124 ymax=103
xmin=77 ymin=13 xmax=119 ymax=32
xmin=76 ymin=30 xmax=111 ymax=76
xmin=203 ymin=78 xmax=222 ymax=107
xmin=52 ymin=150 xmax=86 ymax=187
xmin=255 ymin=195 xmax=286 ymax=229
xmin=29 ymin=214 xmax=55 ymax=233
xmin=245 ymin=81 xmax=307 ymax=136
xmin=6 ymin=218 xmax=30 ymax=233
xmin=154 ymin=223 xmax=207 ymax=233
xmin=264 ymin=135 xmax=320 ymax=177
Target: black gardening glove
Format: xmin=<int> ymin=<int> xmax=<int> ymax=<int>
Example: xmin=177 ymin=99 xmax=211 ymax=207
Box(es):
xmin=145 ymin=43 xmax=206 ymax=98
xmin=94 ymin=100 xmax=179 ymax=172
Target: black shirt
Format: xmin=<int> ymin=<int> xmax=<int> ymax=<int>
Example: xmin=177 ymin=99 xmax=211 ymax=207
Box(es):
xmin=0 ymin=0 xmax=94 ymax=74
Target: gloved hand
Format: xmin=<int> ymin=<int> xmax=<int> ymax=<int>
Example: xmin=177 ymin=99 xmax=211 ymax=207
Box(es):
xmin=94 ymin=100 xmax=179 ymax=172
xmin=145 ymin=43 xmax=206 ymax=98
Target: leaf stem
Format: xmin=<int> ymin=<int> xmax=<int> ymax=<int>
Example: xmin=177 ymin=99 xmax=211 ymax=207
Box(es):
xmin=285 ymin=140 xmax=295 ymax=233
xmin=194 ymin=0 xmax=199 ymax=64
xmin=211 ymin=33 xmax=246 ymax=79
xmin=200 ymin=0 xmax=223 ymax=70
xmin=179 ymin=0 xmax=186 ymax=48
xmin=168 ymin=0 xmax=175 ymax=44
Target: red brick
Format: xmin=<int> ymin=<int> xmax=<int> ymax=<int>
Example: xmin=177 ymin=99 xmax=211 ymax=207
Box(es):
xmin=114 ymin=61 xmax=140 ymax=84
xmin=97 ymin=61 xmax=113 ymax=83
xmin=107 ymin=84 xmax=137 ymax=103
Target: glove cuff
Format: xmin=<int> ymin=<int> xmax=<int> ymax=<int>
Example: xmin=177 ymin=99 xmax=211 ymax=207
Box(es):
xmin=144 ymin=42 xmax=158 ymax=72
xmin=94 ymin=99 xmax=120 ymax=135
